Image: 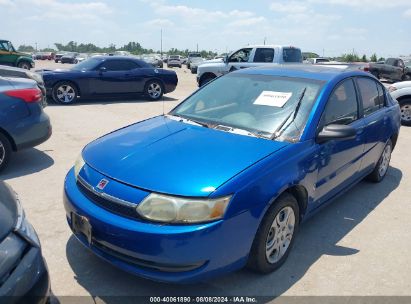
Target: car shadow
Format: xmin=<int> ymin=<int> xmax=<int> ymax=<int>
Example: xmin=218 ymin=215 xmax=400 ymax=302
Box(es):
xmin=0 ymin=148 xmax=54 ymax=179
xmin=46 ymin=95 xmax=178 ymax=106
xmin=65 ymin=166 xmax=402 ymax=303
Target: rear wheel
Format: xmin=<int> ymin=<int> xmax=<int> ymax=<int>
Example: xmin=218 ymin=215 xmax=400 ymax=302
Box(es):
xmin=199 ymin=75 xmax=215 ymax=87
xmin=367 ymin=139 xmax=392 ymax=182
xmin=247 ymin=193 xmax=299 ymax=273
xmin=52 ymin=82 xmax=78 ymax=104
xmin=17 ymin=61 xmax=31 ymax=70
xmin=145 ymin=80 xmax=163 ymax=101
xmin=399 ymin=99 xmax=411 ymax=126
xmin=0 ymin=133 xmax=12 ymax=173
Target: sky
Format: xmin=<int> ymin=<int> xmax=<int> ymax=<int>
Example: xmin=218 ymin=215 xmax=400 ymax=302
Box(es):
xmin=1 ymin=0 xmax=411 ymax=58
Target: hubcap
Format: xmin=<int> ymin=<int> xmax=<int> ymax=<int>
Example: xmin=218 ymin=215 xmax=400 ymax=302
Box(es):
xmin=265 ymin=206 xmax=296 ymax=264
xmin=400 ymin=104 xmax=411 ymax=122
xmin=56 ymin=85 xmax=75 ymax=103
xmin=379 ymin=144 xmax=391 ymax=177
xmin=0 ymin=142 xmax=5 ymax=165
xmin=147 ymin=83 xmax=162 ymax=98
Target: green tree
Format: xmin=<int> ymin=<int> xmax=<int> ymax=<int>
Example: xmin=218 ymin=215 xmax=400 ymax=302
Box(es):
xmin=17 ymin=45 xmax=35 ymax=52
xmin=370 ymin=53 xmax=378 ymax=62
xmin=361 ymin=54 xmax=367 ymax=62
xmin=378 ymin=57 xmax=385 ymax=62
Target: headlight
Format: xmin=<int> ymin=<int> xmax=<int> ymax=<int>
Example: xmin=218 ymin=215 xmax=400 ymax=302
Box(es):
xmin=137 ymin=193 xmax=232 ymax=223
xmin=388 ymin=86 xmax=397 ymax=92
xmin=14 ymin=195 xmax=40 ymax=247
xmin=74 ymin=154 xmax=85 ymax=180
xmin=27 ymin=71 xmax=44 ymax=85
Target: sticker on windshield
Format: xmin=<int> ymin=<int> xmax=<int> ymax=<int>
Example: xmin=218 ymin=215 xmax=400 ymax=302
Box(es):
xmin=253 ymin=91 xmax=292 ymax=107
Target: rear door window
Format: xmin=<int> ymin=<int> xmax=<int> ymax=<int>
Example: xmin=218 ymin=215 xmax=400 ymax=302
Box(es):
xmin=101 ymin=60 xmax=139 ymax=71
xmin=356 ymin=77 xmax=383 ymax=116
xmin=253 ymin=48 xmax=275 ymax=63
xmin=282 ymin=48 xmax=302 ymax=63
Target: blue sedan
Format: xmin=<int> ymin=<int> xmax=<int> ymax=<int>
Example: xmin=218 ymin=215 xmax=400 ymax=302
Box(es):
xmin=63 ymin=65 xmax=401 ymax=283
xmin=40 ymin=56 xmax=178 ymax=104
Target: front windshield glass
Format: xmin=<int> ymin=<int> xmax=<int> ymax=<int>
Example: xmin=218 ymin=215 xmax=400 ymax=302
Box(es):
xmin=71 ymin=58 xmax=101 ymax=71
xmin=171 ymin=73 xmax=324 ymax=142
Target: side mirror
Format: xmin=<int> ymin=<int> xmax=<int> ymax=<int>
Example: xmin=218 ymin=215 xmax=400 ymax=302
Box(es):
xmin=223 ymin=55 xmax=228 ymax=63
xmin=99 ymin=67 xmax=107 ymax=74
xmin=316 ymin=124 xmax=356 ymax=143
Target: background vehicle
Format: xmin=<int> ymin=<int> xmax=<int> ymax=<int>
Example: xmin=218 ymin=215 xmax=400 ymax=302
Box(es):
xmin=40 ymin=56 xmax=178 ymax=104
xmin=0 ymin=65 xmax=47 ymax=105
xmin=0 ymin=77 xmax=51 ymax=171
xmin=0 ymin=182 xmax=50 ymax=302
xmin=61 ymin=52 xmax=79 ymax=64
xmin=141 ymin=55 xmax=164 ymax=68
xmin=74 ymin=53 xmax=90 ymax=64
xmin=189 ymin=57 xmax=205 ymax=74
xmin=186 ymin=53 xmax=202 ymax=69
xmin=63 ymin=65 xmax=399 ymax=283
xmin=0 ymin=39 xmax=34 ymax=70
xmin=197 ymin=45 xmax=302 ymax=86
xmin=306 ymin=57 xmax=330 ymax=64
xmin=54 ymin=52 xmax=67 ymax=63
xmin=41 ymin=52 xmax=55 ymax=61
xmin=368 ymin=58 xmax=411 ymax=81
xmin=167 ymin=55 xmax=182 ymax=68
xmin=389 ymin=80 xmax=411 ymax=125
xmin=114 ymin=51 xmax=131 ymax=56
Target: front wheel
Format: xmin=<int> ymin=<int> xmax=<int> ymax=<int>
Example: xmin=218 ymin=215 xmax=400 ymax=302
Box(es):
xmin=399 ymin=100 xmax=411 ymax=126
xmin=17 ymin=61 xmax=31 ymax=70
xmin=52 ymin=82 xmax=78 ymax=104
xmin=145 ymin=80 xmax=163 ymax=101
xmin=0 ymin=133 xmax=12 ymax=173
xmin=247 ymin=193 xmax=299 ymax=273
xmin=367 ymin=139 xmax=392 ymax=182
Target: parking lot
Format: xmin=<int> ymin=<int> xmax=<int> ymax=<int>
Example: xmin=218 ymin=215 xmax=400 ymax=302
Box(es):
xmin=3 ymin=60 xmax=411 ymax=302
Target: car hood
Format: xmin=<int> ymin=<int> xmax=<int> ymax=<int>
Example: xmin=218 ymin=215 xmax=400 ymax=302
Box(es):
xmin=0 ymin=182 xmax=18 ymax=242
xmin=83 ymin=116 xmax=288 ymax=197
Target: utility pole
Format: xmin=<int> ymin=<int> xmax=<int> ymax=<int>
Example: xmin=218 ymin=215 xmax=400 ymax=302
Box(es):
xmin=35 ymin=42 xmax=38 ymax=51
xmin=160 ymin=29 xmax=163 ymax=56
xmin=196 ymin=43 xmax=198 ymax=53
xmin=264 ymin=37 xmax=266 ymax=45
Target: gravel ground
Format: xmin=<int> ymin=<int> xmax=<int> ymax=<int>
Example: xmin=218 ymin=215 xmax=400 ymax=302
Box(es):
xmin=2 ymin=60 xmax=411 ymax=303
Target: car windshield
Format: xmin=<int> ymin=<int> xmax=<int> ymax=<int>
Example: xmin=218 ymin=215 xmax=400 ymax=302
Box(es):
xmin=71 ymin=58 xmax=101 ymax=71
xmin=169 ymin=56 xmax=179 ymax=59
xmin=171 ymin=73 xmax=324 ymax=142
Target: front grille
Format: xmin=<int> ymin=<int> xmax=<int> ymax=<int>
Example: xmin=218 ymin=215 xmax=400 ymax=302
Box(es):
xmin=77 ymin=177 xmax=140 ymax=220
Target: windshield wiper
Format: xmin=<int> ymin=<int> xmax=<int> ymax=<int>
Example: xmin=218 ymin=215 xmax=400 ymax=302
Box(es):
xmin=271 ymin=87 xmax=307 ymax=140
xmin=214 ymin=124 xmax=269 ymax=139
xmin=167 ymin=114 xmax=211 ymax=128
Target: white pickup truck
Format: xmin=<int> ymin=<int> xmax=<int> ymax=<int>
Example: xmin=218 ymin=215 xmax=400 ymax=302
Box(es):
xmin=197 ymin=45 xmax=302 ymax=86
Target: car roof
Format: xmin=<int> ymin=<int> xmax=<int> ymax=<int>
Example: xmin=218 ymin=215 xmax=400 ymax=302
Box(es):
xmin=237 ymin=64 xmax=372 ymax=81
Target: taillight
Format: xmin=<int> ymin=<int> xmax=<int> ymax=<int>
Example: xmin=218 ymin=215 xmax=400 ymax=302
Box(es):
xmin=362 ymin=64 xmax=370 ymax=72
xmin=4 ymin=88 xmax=42 ymax=103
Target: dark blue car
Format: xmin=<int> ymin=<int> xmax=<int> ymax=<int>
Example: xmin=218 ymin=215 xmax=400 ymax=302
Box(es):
xmin=63 ymin=65 xmax=401 ymax=283
xmin=0 ymin=77 xmax=51 ymax=172
xmin=40 ymin=56 xmax=178 ymax=104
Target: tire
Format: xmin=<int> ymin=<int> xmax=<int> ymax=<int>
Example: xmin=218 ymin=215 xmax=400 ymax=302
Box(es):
xmin=17 ymin=61 xmax=31 ymax=70
xmin=371 ymin=71 xmax=380 ymax=79
xmin=0 ymin=133 xmax=12 ymax=173
xmin=247 ymin=193 xmax=300 ymax=273
xmin=145 ymin=80 xmax=164 ymax=101
xmin=54 ymin=60 xmax=58 ymax=63
xmin=52 ymin=81 xmax=78 ymax=105
xmin=399 ymin=99 xmax=411 ymax=126
xmin=199 ymin=75 xmax=215 ymax=87
xmin=367 ymin=139 xmax=392 ymax=183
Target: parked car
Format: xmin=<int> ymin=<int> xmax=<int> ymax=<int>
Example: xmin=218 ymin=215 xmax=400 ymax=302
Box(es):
xmin=41 ymin=52 xmax=55 ymax=61
xmin=189 ymin=57 xmax=206 ymax=74
xmin=197 ymin=45 xmax=302 ymax=86
xmin=0 ymin=65 xmax=47 ymax=106
xmin=167 ymin=55 xmax=182 ymax=68
xmin=141 ymin=55 xmax=164 ymax=68
xmin=306 ymin=57 xmax=330 ymax=64
xmin=40 ymin=56 xmax=178 ymax=104
xmin=54 ymin=52 xmax=67 ymax=63
xmin=0 ymin=39 xmax=35 ymax=70
xmin=34 ymin=53 xmax=44 ymax=60
xmin=114 ymin=51 xmax=131 ymax=56
xmin=186 ymin=53 xmax=202 ymax=69
xmin=368 ymin=58 xmax=411 ymax=82
xmin=60 ymin=52 xmax=79 ymax=64
xmin=0 ymin=77 xmax=51 ymax=172
xmin=63 ymin=65 xmax=400 ymax=283
xmin=389 ymin=80 xmax=411 ymax=125
xmin=0 ymin=181 xmax=50 ymax=302
xmin=74 ymin=53 xmax=89 ymax=64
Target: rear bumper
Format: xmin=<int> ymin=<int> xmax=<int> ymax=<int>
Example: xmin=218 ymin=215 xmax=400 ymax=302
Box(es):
xmin=6 ymin=109 xmax=52 ymax=151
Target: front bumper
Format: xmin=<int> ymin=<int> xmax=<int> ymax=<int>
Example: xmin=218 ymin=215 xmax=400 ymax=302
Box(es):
xmin=0 ymin=236 xmax=50 ymax=303
xmin=63 ymin=168 xmax=252 ymax=283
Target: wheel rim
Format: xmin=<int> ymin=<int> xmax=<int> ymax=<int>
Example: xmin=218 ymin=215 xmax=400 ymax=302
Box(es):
xmin=56 ymin=84 xmax=76 ymax=103
xmin=378 ymin=144 xmax=391 ymax=178
xmin=265 ymin=206 xmax=296 ymax=264
xmin=147 ymin=83 xmax=162 ymax=99
xmin=21 ymin=63 xmax=30 ymax=69
xmin=400 ymin=104 xmax=411 ymax=122
xmin=0 ymin=142 xmax=5 ymax=166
